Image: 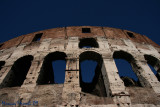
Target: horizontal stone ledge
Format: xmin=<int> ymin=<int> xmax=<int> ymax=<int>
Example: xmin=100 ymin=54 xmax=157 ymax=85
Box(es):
xmin=65 ymin=70 xmax=79 ymax=71
xmin=112 ymin=94 xmax=130 ymax=97
xmin=65 ymin=57 xmax=79 ymax=59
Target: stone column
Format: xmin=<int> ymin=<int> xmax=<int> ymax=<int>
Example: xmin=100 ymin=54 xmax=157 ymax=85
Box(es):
xmin=102 ymin=56 xmax=131 ymax=107
xmin=62 ymin=56 xmax=81 ymax=106
xmin=0 ymin=65 xmax=12 ymax=88
xmin=21 ymin=60 xmax=43 ymax=88
xmin=18 ymin=55 xmax=44 ymax=104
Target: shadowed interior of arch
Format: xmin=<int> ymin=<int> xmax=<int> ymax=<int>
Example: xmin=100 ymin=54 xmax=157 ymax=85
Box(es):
xmin=144 ymin=55 xmax=160 ymax=81
xmin=0 ymin=61 xmax=5 ymax=71
xmin=36 ymin=51 xmax=67 ymax=85
xmin=114 ymin=59 xmax=141 ymax=87
xmin=0 ymin=55 xmax=33 ymax=88
xmin=113 ymin=51 xmax=141 ymax=87
xmin=79 ymin=51 xmax=107 ymax=97
xmin=148 ymin=64 xmax=160 ymax=81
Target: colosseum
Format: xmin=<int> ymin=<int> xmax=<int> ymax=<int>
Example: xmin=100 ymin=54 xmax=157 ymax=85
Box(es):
xmin=0 ymin=26 xmax=160 ymax=107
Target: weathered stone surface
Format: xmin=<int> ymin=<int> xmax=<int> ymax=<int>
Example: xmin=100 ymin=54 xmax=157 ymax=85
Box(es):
xmin=30 ymin=85 xmax=63 ymax=106
xmin=126 ymin=87 xmax=160 ymax=105
xmin=0 ymin=26 xmax=160 ymax=107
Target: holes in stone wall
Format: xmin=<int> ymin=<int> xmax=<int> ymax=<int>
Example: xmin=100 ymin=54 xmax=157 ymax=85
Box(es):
xmin=32 ymin=33 xmax=43 ymax=42
xmin=37 ymin=51 xmax=67 ymax=85
xmin=82 ymin=28 xmax=91 ymax=33
xmin=79 ymin=51 xmax=107 ymax=97
xmin=0 ymin=44 xmax=3 ymax=48
xmin=0 ymin=61 xmax=5 ymax=71
xmin=79 ymin=38 xmax=99 ymax=48
xmin=127 ymin=32 xmax=135 ymax=38
xmin=144 ymin=55 xmax=160 ymax=81
xmin=113 ymin=51 xmax=141 ymax=87
xmin=0 ymin=55 xmax=33 ymax=88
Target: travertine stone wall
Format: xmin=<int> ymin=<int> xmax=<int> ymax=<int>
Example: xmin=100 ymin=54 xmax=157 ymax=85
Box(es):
xmin=0 ymin=26 xmax=160 ymax=107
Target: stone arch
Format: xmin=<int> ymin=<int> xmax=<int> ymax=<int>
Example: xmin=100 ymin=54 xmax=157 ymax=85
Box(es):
xmin=37 ymin=51 xmax=67 ymax=85
xmin=113 ymin=50 xmax=134 ymax=63
xmin=79 ymin=51 xmax=107 ymax=97
xmin=113 ymin=50 xmax=141 ymax=87
xmin=0 ymin=61 xmax=5 ymax=71
xmin=144 ymin=55 xmax=160 ymax=81
xmin=0 ymin=55 xmax=33 ymax=88
xmin=79 ymin=38 xmax=99 ymax=48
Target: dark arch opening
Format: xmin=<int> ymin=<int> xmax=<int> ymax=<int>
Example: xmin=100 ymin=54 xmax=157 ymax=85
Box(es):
xmin=113 ymin=51 xmax=141 ymax=87
xmin=0 ymin=55 xmax=33 ymax=88
xmin=37 ymin=51 xmax=67 ymax=85
xmin=113 ymin=50 xmax=134 ymax=63
xmin=79 ymin=51 xmax=107 ymax=97
xmin=0 ymin=61 xmax=5 ymax=71
xmin=144 ymin=55 xmax=160 ymax=81
xmin=79 ymin=38 xmax=99 ymax=48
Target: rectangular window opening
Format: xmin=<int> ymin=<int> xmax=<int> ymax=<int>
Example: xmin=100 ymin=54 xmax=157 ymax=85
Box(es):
xmin=32 ymin=33 xmax=43 ymax=42
xmin=0 ymin=44 xmax=3 ymax=48
xmin=82 ymin=28 xmax=91 ymax=33
xmin=127 ymin=32 xmax=135 ymax=38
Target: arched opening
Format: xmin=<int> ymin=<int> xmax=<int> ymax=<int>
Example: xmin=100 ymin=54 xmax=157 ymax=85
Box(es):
xmin=79 ymin=38 xmax=99 ymax=48
xmin=0 ymin=61 xmax=5 ymax=71
xmin=113 ymin=51 xmax=141 ymax=87
xmin=79 ymin=51 xmax=107 ymax=97
xmin=0 ymin=55 xmax=33 ymax=88
xmin=144 ymin=55 xmax=160 ymax=81
xmin=37 ymin=51 xmax=67 ymax=85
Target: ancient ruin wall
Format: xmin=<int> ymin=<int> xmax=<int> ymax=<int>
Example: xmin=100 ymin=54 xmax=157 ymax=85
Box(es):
xmin=0 ymin=26 xmax=160 ymax=107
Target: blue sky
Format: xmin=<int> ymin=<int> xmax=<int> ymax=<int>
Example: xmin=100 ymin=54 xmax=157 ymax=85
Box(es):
xmin=0 ymin=0 xmax=160 ymax=45
xmin=0 ymin=0 xmax=159 ymax=83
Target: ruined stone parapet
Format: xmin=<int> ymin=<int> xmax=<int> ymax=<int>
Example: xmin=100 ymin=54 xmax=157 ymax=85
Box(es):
xmin=0 ymin=26 xmax=160 ymax=107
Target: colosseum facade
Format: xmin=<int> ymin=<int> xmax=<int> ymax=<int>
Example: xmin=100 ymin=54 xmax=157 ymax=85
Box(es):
xmin=0 ymin=26 xmax=160 ymax=107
